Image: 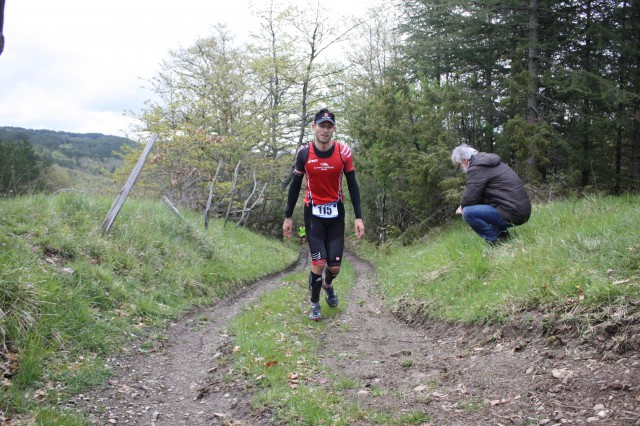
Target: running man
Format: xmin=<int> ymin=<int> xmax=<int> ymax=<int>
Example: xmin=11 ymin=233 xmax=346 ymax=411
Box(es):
xmin=283 ymin=108 xmax=365 ymax=321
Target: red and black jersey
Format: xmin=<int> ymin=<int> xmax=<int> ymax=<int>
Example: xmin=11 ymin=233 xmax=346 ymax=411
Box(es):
xmin=293 ymin=141 xmax=354 ymax=207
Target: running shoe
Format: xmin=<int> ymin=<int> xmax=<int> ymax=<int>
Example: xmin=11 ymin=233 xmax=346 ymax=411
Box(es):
xmin=309 ymin=303 xmax=321 ymax=321
xmin=325 ymin=286 xmax=339 ymax=307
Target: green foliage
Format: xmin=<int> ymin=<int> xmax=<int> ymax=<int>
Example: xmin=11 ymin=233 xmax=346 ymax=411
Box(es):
xmin=0 ymin=132 xmax=50 ymax=196
xmin=329 ymin=0 xmax=640 ymax=243
xmin=354 ymin=195 xmax=640 ymax=326
xmin=397 ymin=0 xmax=640 ymax=193
xmin=110 ymin=0 xmax=640 ymax=242
xmin=0 ymin=127 xmax=133 ymax=161
xmin=496 ymin=115 xmax=553 ymax=183
xmin=0 ymin=126 xmax=132 ymax=194
xmin=121 ymin=7 xmax=373 ymax=236
xmin=0 ymin=193 xmax=299 ymax=420
xmin=120 ymin=26 xmax=297 ymax=227
xmin=348 ymin=75 xmax=462 ymax=243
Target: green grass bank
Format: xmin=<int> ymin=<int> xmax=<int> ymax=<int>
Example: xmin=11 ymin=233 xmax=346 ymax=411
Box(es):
xmin=354 ymin=194 xmax=640 ymax=331
xmin=0 ymin=192 xmax=299 ymax=423
xmin=0 ymin=193 xmax=638 ymax=424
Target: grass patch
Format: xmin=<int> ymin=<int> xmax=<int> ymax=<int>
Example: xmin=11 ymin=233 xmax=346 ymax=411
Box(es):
xmin=0 ymin=192 xmax=299 ymax=421
xmin=224 ymin=262 xmax=428 ymax=425
xmin=354 ymin=195 xmax=640 ymax=328
xmin=2 ymin=192 xmax=637 ymax=423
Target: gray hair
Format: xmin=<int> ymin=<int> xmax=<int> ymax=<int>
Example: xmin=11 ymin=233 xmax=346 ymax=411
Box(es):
xmin=451 ymin=143 xmax=478 ymax=165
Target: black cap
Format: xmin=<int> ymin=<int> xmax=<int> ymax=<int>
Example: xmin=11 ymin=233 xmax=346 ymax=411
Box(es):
xmin=314 ymin=109 xmax=335 ymax=125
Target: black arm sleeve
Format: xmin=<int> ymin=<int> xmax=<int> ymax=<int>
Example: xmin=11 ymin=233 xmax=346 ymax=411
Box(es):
xmin=345 ymin=170 xmax=362 ymax=219
xmin=285 ymin=173 xmax=304 ymax=218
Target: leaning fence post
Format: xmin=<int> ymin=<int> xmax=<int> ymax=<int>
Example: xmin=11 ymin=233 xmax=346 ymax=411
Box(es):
xmin=101 ymin=133 xmax=158 ymax=233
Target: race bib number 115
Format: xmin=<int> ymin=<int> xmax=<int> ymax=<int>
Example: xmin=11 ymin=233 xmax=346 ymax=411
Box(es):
xmin=312 ymin=202 xmax=338 ymax=218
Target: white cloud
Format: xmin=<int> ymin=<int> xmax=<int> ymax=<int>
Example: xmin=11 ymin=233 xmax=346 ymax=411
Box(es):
xmin=0 ymin=0 xmax=373 ymax=137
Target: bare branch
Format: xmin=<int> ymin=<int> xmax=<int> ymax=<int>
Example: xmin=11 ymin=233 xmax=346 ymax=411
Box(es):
xmin=241 ymin=182 xmax=268 ymax=227
xmin=237 ymin=172 xmax=258 ymax=226
xmin=204 ymin=161 xmax=223 ymax=229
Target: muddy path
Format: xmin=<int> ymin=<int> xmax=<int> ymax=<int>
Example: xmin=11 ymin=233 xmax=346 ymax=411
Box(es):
xmin=73 ymin=251 xmax=640 ymax=425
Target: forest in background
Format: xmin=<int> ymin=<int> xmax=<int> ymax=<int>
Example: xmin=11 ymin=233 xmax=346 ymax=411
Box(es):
xmin=0 ymin=127 xmax=132 ymax=195
xmin=2 ymin=0 xmax=639 ymax=243
xmin=114 ymin=0 xmax=640 ymax=243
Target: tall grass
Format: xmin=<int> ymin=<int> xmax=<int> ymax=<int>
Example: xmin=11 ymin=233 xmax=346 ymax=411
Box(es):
xmin=0 ymin=192 xmax=299 ymax=422
xmin=355 ymin=195 xmax=640 ymax=325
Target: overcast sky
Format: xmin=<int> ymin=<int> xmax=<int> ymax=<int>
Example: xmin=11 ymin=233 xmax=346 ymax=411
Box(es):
xmin=0 ymin=0 xmax=372 ymax=138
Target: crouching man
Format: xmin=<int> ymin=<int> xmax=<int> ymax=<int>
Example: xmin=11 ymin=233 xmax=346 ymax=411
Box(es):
xmin=451 ymin=143 xmax=531 ymax=245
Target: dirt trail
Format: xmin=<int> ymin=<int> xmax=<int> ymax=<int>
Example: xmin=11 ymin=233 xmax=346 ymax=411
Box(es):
xmin=72 ymin=251 xmax=310 ymax=425
xmin=74 ymin=251 xmax=640 ymax=425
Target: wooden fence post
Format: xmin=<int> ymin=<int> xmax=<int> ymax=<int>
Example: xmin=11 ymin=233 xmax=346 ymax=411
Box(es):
xmin=204 ymin=161 xmax=223 ymax=229
xmin=101 ymin=133 xmax=158 ymax=233
xmin=223 ymin=161 xmax=241 ymax=227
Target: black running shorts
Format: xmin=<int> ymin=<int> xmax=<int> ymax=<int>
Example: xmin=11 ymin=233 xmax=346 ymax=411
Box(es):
xmin=304 ymin=202 xmax=345 ymax=267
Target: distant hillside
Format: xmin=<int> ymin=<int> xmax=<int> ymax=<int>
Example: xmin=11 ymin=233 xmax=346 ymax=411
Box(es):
xmin=0 ymin=126 xmax=136 ymax=192
xmin=0 ymin=126 xmax=133 ymax=163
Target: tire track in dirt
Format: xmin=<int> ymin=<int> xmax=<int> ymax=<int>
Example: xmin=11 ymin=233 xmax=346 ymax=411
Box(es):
xmin=73 ymin=250 xmax=309 ymax=425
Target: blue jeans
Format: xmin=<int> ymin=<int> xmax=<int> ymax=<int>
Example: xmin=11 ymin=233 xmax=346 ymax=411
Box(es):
xmin=461 ymin=205 xmax=512 ymax=242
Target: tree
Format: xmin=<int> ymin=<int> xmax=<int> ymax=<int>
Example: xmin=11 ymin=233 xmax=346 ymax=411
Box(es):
xmin=399 ymin=0 xmax=530 ymax=161
xmin=542 ymin=0 xmax=640 ymax=191
xmin=338 ymin=4 xmax=460 ymax=243
xmin=398 ymin=0 xmax=640 ymax=194
xmin=246 ymin=2 xmax=302 ymax=159
xmin=0 ymin=133 xmax=50 ymax=196
xmin=242 ymin=1 xmax=368 ymax=232
xmin=121 ymin=26 xmax=259 ymax=211
xmin=340 ymin=4 xmax=405 ymax=243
